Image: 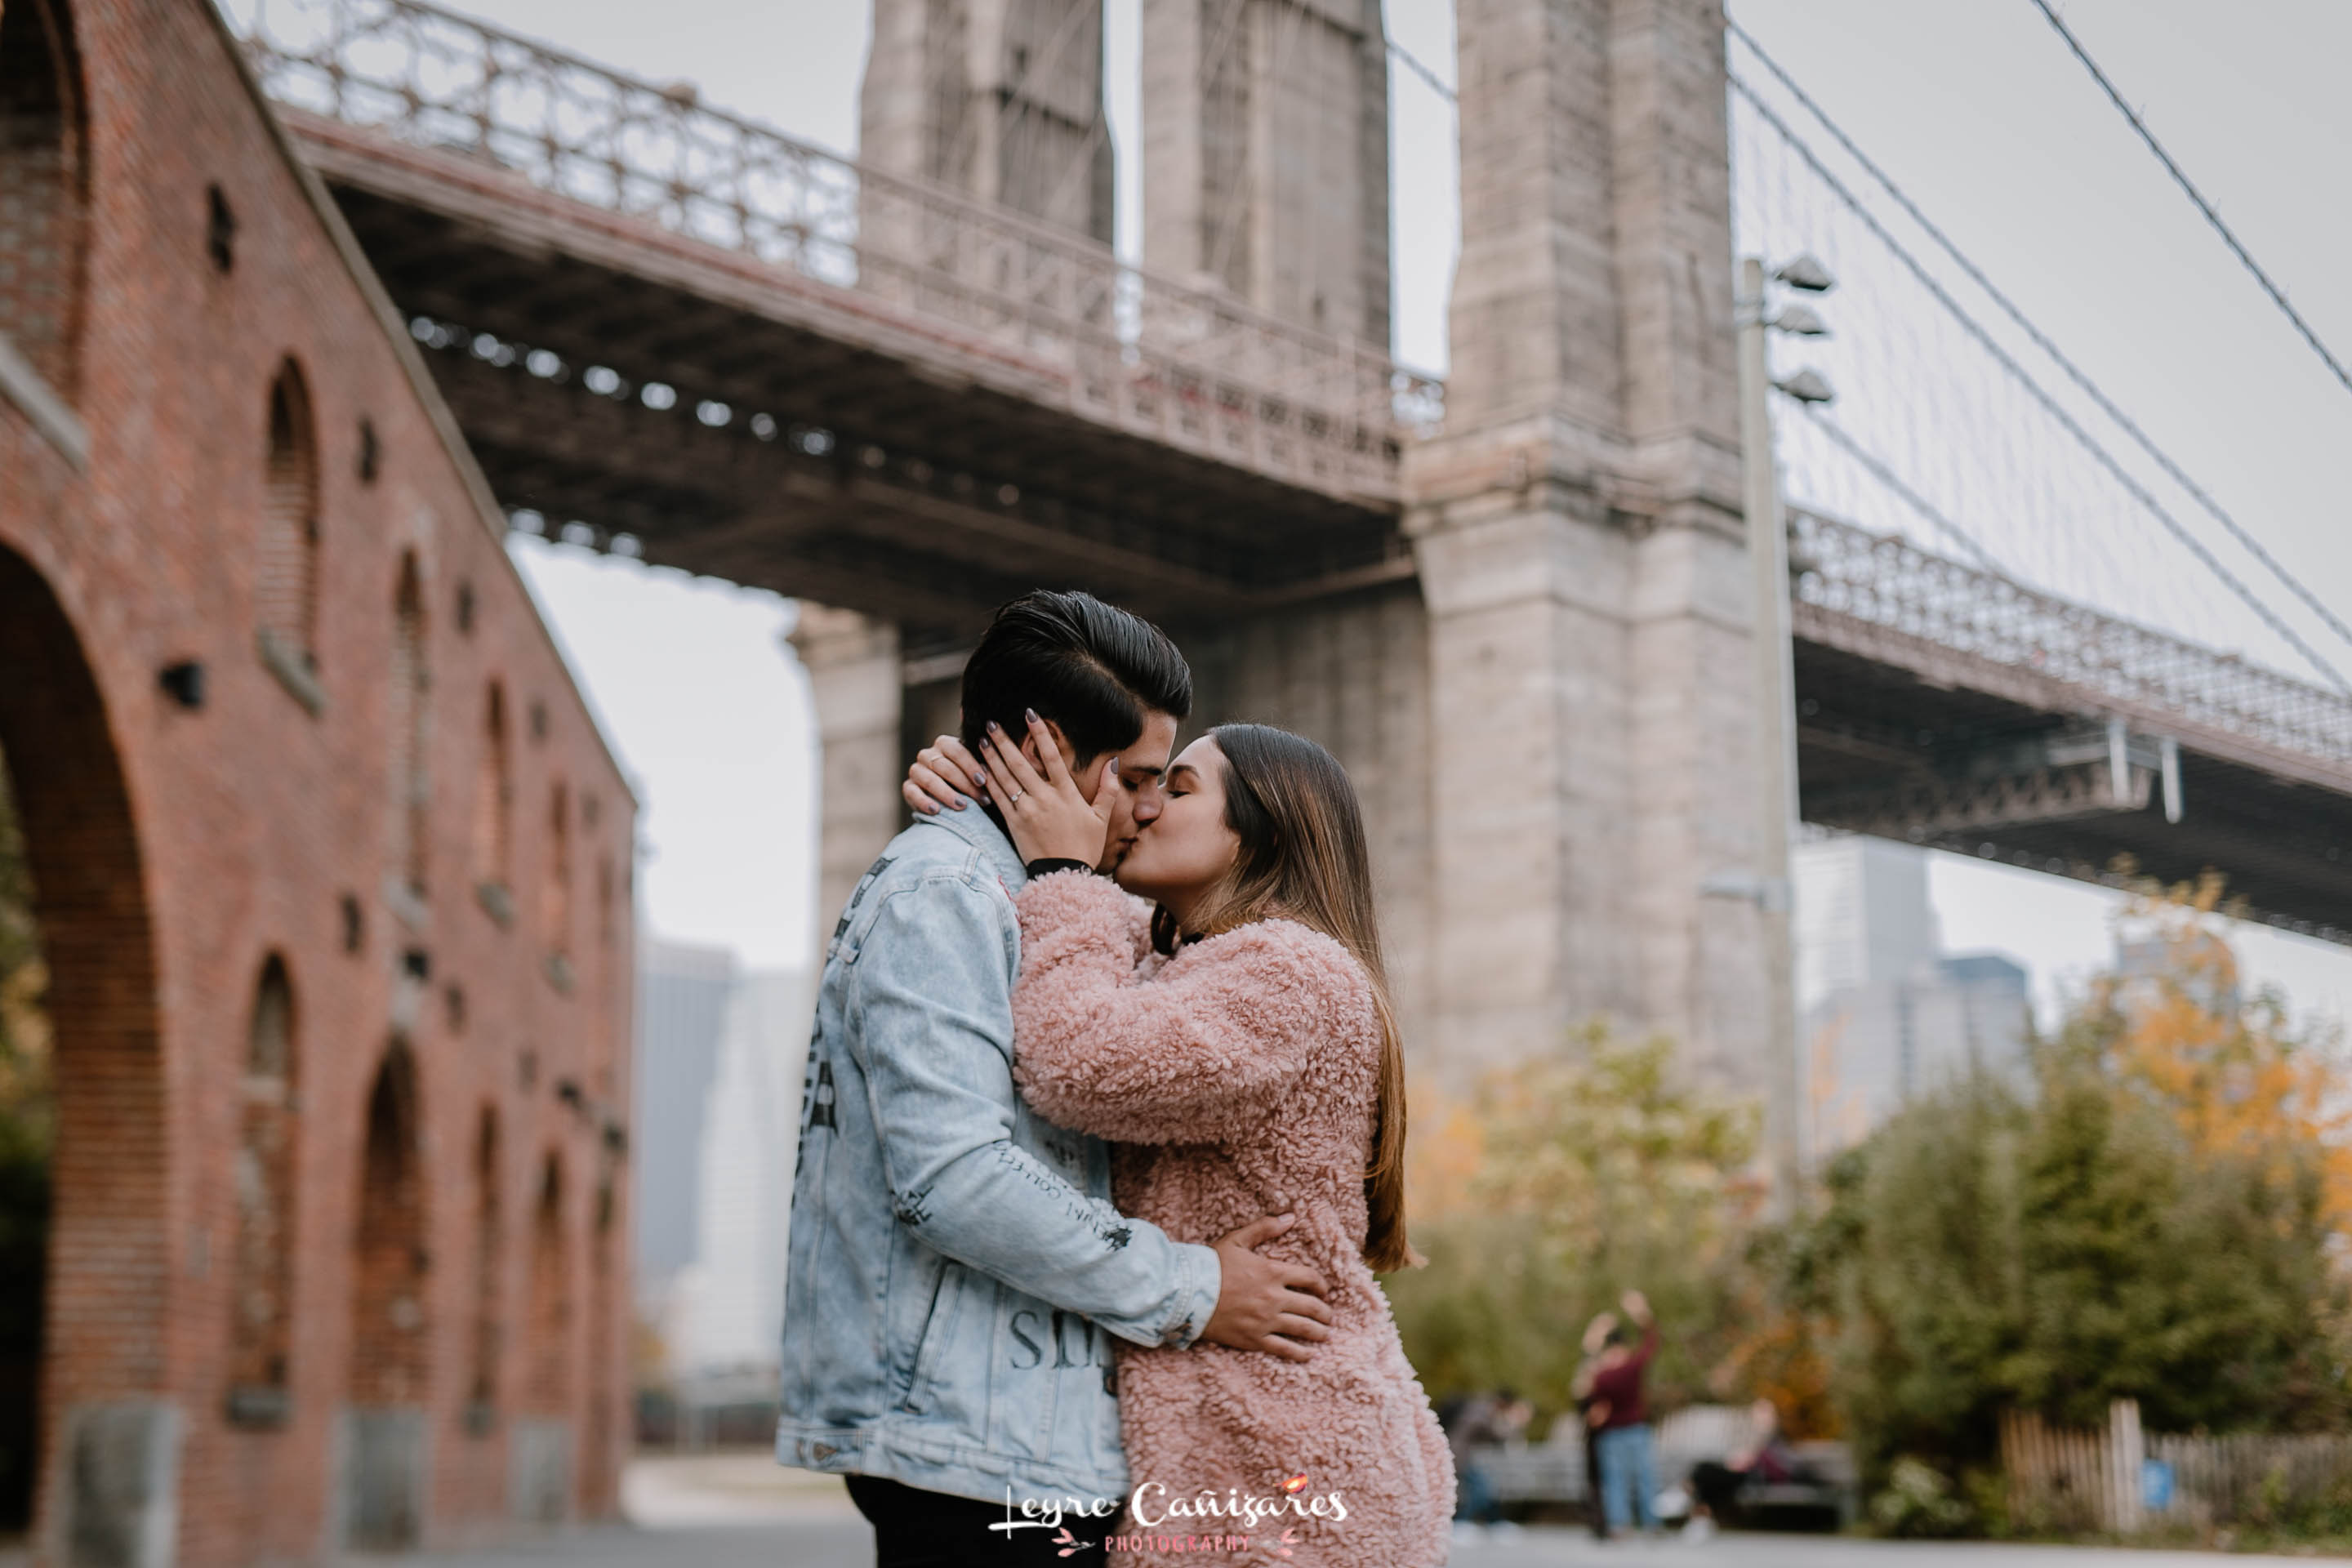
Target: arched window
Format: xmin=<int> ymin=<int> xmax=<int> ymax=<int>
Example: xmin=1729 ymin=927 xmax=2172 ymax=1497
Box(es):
xmin=584 ymin=1162 xmax=618 ymax=1510
xmin=464 ymin=1105 xmax=503 ymax=1429
xmin=541 ymin=782 xmax=571 ymax=964
xmin=389 ymin=557 xmax=430 ymax=897
xmin=472 ymin=683 xmax=512 ymax=919
xmin=227 ymin=955 xmax=297 ymax=1426
xmin=595 ymin=854 xmax=615 ymax=951
xmin=0 ymin=0 xmax=87 ymax=399
xmin=257 ymin=362 xmax=321 ymax=681
xmin=593 ymin=853 xmax=617 ymax=1098
xmin=350 ymin=1041 xmax=428 ymax=1410
xmin=523 ymin=1152 xmax=570 ymax=1415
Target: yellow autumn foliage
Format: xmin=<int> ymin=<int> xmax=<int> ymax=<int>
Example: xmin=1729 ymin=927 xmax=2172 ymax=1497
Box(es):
xmin=2095 ymin=871 xmax=2352 ymax=1235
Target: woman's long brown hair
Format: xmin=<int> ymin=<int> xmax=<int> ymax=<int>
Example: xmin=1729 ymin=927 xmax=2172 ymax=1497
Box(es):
xmin=1157 ymin=724 xmax=1421 ymax=1272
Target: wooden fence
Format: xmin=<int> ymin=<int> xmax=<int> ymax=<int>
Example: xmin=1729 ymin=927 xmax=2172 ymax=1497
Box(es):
xmin=2149 ymin=1429 xmax=2352 ymax=1528
xmin=2001 ymin=1401 xmax=2145 ymax=1534
xmin=2002 ymin=1400 xmax=2352 ymax=1533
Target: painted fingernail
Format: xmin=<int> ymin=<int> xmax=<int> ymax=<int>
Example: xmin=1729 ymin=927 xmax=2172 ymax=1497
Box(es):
xmin=987 ymin=719 xmax=1004 ymax=733
xmin=973 ymin=773 xmax=988 ymax=789
xmin=1024 ymin=707 xmax=1040 ymax=725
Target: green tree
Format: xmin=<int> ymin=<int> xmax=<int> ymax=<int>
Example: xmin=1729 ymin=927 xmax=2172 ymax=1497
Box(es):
xmin=1387 ymin=1025 xmax=1763 ymax=1430
xmin=1777 ymin=1040 xmax=2350 ymax=1491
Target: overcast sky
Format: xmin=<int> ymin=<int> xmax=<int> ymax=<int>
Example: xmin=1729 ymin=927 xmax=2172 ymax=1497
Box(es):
xmin=489 ymin=0 xmax=2352 ymax=1036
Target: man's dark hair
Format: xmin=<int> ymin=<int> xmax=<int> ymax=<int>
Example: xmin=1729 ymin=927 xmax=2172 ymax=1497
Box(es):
xmin=959 ymin=590 xmax=1192 ymax=764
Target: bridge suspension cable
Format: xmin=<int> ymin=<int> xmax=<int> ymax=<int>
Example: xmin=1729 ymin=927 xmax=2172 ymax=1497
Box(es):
xmin=2026 ymin=0 xmax=2352 ymax=405
xmin=1385 ymin=35 xmax=1457 ymax=102
xmin=1790 ymin=406 xmax=2013 ymax=581
xmin=1728 ymin=69 xmax=2349 ymax=693
xmin=1726 ymin=15 xmax=2352 ymax=674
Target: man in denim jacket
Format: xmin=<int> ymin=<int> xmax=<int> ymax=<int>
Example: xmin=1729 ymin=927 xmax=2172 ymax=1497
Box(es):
xmin=781 ymin=591 xmax=1334 ymax=1566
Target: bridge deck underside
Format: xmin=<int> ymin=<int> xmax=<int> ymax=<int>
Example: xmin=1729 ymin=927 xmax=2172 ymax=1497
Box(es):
xmin=318 ymin=151 xmax=1404 ymax=644
xmin=1795 ymin=635 xmax=2351 ymax=942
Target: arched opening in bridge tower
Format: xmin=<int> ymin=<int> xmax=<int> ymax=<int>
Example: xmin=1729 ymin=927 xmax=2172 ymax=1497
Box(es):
xmin=0 ymin=0 xmax=89 ymax=399
xmin=345 ymin=1039 xmax=430 ymax=1549
xmin=0 ymin=545 xmax=168 ymax=1552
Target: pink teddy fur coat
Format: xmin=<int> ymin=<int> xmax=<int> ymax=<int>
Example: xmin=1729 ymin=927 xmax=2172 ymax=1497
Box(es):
xmin=1012 ymin=871 xmax=1455 ymax=1568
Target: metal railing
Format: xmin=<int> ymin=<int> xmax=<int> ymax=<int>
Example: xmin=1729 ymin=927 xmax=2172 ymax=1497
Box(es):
xmin=229 ymin=0 xmax=1441 ymax=502
xmin=1793 ymin=507 xmax=2352 ymax=774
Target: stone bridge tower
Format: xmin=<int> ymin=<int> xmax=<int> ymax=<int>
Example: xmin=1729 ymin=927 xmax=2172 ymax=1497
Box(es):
xmin=1405 ymin=0 xmax=1764 ymax=1085
xmin=860 ymin=0 xmax=1116 ymax=241
xmin=813 ymin=0 xmax=1769 ymax=1094
xmin=1142 ymin=0 xmax=1391 ymax=349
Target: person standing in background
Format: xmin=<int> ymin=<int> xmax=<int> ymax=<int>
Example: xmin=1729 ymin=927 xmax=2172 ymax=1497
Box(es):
xmin=1587 ymin=1290 xmax=1661 ymax=1535
xmin=1570 ymin=1311 xmax=1617 ymax=1539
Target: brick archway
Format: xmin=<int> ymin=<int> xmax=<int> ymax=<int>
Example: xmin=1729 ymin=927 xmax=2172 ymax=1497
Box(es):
xmin=0 ymin=545 xmax=170 ymax=1551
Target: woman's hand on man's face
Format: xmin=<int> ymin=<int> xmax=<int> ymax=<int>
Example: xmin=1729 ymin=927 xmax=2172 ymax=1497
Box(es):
xmin=979 ymin=711 xmax=1118 ymax=867
xmin=904 ymin=733 xmax=987 ymax=816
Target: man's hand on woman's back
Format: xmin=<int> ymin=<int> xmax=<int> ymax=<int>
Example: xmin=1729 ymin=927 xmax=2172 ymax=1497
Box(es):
xmin=1201 ymin=1214 xmax=1333 ymax=1363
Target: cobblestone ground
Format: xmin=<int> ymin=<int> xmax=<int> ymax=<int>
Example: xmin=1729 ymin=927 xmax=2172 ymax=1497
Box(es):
xmin=394 ymin=1457 xmax=2327 ymax=1568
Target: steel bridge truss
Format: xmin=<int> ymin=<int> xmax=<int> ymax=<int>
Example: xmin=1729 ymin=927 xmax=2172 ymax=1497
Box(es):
xmin=1793 ymin=508 xmax=2352 ymax=942
xmin=1793 ymin=509 xmax=2352 ymax=784
xmin=234 ymin=0 xmax=1441 ymax=506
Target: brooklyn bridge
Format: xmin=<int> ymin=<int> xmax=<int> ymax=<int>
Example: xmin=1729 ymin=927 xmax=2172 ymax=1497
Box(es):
xmin=238 ymin=0 xmax=2352 ymax=1095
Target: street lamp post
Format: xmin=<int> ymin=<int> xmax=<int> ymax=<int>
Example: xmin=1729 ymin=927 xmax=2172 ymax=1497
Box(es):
xmin=1735 ymin=254 xmax=1833 ymax=1211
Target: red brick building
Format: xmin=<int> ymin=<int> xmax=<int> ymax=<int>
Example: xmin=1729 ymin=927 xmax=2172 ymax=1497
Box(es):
xmin=0 ymin=0 xmax=637 ymax=1560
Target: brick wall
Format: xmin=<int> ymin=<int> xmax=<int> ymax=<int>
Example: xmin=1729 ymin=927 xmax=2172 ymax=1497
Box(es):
xmin=0 ymin=0 xmax=639 ymax=1560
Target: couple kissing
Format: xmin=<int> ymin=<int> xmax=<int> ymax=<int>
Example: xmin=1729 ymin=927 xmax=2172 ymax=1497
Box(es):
xmin=779 ymin=590 xmax=1453 ymax=1566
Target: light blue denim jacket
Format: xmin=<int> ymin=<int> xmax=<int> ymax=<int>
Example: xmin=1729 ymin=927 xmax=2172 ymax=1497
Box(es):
xmin=777 ymin=800 xmax=1222 ymax=1505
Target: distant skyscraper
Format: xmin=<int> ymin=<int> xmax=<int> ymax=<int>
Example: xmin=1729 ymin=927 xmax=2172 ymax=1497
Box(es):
xmin=1796 ymin=837 xmax=2031 ymax=1161
xmin=670 ymin=970 xmax=813 ymax=1376
xmin=1793 ymin=835 xmax=1943 ymax=1011
xmin=633 ymin=940 xmax=736 ymax=1321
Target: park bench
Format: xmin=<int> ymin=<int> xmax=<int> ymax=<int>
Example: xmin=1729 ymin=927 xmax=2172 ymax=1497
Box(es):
xmin=1465 ymin=1405 xmax=1857 ymax=1529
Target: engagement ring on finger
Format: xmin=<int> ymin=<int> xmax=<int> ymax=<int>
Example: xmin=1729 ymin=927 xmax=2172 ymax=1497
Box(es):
xmin=1009 ymin=789 xmax=1024 ymax=804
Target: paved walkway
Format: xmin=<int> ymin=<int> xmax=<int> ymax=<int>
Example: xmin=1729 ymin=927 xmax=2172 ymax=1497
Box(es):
xmin=390 ymin=1458 xmax=2324 ymax=1567
xmin=417 ymin=1521 xmax=2341 ymax=1567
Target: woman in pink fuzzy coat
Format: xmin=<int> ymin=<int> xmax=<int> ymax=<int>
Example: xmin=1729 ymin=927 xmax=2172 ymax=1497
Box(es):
xmin=965 ymin=716 xmax=1454 ymax=1568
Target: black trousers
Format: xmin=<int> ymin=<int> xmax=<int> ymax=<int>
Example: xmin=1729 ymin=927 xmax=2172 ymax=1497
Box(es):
xmin=1583 ymin=1419 xmax=1608 ymax=1539
xmin=1690 ymin=1459 xmax=1748 ymax=1520
xmin=847 ymin=1474 xmax=1085 ymax=1567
